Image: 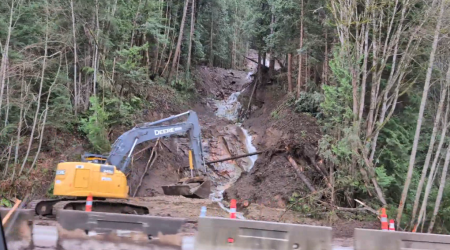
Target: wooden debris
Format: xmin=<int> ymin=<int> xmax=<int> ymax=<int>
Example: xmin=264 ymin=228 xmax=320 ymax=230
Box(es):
xmin=287 ymin=156 xmax=316 ymax=192
xmin=2 ymin=198 xmax=21 ymax=225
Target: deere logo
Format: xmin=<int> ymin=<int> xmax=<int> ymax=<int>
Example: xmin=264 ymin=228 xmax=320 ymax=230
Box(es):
xmin=154 ymin=127 xmax=182 ymax=136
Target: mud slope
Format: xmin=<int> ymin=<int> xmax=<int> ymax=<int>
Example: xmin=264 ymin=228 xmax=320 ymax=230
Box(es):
xmin=127 ymin=67 xmax=257 ymax=199
xmin=225 ymin=81 xmax=322 ymax=208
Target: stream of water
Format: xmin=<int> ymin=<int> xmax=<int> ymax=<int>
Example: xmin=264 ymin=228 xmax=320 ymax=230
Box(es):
xmin=209 ymin=90 xmax=258 ymax=218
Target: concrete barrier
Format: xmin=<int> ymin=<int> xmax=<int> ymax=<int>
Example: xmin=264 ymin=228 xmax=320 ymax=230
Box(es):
xmin=0 ymin=208 xmax=34 ymax=250
xmin=354 ymin=228 xmax=450 ymax=250
xmin=0 ymin=208 xmax=34 ymax=239
xmin=195 ymin=216 xmax=332 ymax=250
xmin=57 ymin=210 xmax=187 ymax=236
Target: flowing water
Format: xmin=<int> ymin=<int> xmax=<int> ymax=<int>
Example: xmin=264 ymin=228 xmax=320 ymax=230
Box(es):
xmin=209 ymin=90 xmax=258 ymax=218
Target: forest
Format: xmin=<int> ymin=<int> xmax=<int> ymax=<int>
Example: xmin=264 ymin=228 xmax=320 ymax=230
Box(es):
xmin=1 ymin=0 xmax=450 ymax=234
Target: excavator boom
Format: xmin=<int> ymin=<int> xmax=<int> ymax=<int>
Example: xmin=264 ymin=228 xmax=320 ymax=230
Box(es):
xmin=108 ymin=110 xmax=204 ymax=173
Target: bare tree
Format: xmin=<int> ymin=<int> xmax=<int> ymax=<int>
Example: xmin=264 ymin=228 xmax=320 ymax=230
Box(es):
xmin=296 ymin=0 xmax=304 ymax=98
xmin=19 ymin=0 xmax=49 ymax=176
xmin=416 ymin=90 xmax=450 ymax=231
xmin=169 ymin=0 xmax=189 ymax=80
xmin=92 ymin=0 xmax=100 ymax=96
xmin=397 ymin=0 xmax=444 ymax=224
xmin=70 ymin=0 xmax=78 ymax=114
xmin=0 ymin=0 xmax=15 ymax=118
xmin=428 ymin=133 xmax=450 ymax=233
xmin=29 ymin=56 xmax=61 ymax=174
xmin=411 ymin=76 xmax=448 ymax=226
xmin=186 ymin=0 xmax=195 ymax=77
xmin=288 ymin=53 xmax=293 ymax=93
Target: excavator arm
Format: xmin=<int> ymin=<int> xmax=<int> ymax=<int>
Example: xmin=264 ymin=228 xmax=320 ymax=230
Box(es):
xmin=107 ymin=111 xmax=204 ymax=173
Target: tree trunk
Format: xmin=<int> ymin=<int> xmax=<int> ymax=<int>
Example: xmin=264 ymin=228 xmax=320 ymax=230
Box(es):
xmin=4 ymin=78 xmax=9 ymax=127
xmin=428 ymin=141 xmax=450 ymax=233
xmin=397 ymin=0 xmax=444 ymax=225
xmin=411 ymin=79 xmax=447 ymax=226
xmin=93 ymin=0 xmax=100 ymax=96
xmin=296 ymin=0 xmax=304 ymax=98
xmin=209 ymin=11 xmax=214 ymax=67
xmin=3 ymin=138 xmax=13 ymax=178
xmin=323 ymin=30 xmax=328 ymax=85
xmin=288 ymin=156 xmax=316 ymax=192
xmin=14 ymin=72 xmax=25 ymax=166
xmin=186 ymin=0 xmax=195 ymax=78
xmin=70 ymin=0 xmax=78 ymax=114
xmin=29 ymin=59 xmax=61 ymax=174
xmin=19 ymin=1 xmax=49 ymax=176
xmin=170 ymin=0 xmax=189 ymax=80
xmin=130 ymin=0 xmax=143 ymax=47
xmin=359 ymin=23 xmax=369 ymax=125
xmin=417 ymin=100 xmax=449 ymax=230
xmin=288 ymin=53 xmax=293 ymax=93
xmin=0 ymin=0 xmax=14 ymax=118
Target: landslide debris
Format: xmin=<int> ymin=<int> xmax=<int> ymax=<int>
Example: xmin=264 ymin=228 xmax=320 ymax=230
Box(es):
xmin=224 ymin=80 xmax=323 ymax=208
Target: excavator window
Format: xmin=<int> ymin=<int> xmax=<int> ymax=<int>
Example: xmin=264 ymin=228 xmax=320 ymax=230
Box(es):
xmin=85 ymin=158 xmax=106 ymax=164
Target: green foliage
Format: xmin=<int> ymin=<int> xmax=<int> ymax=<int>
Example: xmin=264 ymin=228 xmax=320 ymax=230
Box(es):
xmin=46 ymin=182 xmax=56 ymax=199
xmin=0 ymin=198 xmax=12 ymax=208
xmin=80 ymin=96 xmax=111 ymax=154
xmin=290 ymin=92 xmax=324 ymax=116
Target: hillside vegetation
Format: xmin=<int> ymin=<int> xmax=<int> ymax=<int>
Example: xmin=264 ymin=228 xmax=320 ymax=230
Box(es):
xmin=1 ymin=0 xmax=450 ymax=234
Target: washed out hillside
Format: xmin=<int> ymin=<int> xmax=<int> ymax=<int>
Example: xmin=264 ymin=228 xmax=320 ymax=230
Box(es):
xmin=2 ymin=0 xmax=450 ymax=238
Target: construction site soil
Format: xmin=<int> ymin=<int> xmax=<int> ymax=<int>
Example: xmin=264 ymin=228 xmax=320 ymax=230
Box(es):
xmin=2 ymin=61 xmax=378 ymax=248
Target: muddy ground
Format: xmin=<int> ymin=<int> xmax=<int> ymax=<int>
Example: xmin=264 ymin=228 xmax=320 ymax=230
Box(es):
xmin=119 ymin=63 xmax=378 ymax=239
xmin=3 ymin=58 xmax=378 ymax=250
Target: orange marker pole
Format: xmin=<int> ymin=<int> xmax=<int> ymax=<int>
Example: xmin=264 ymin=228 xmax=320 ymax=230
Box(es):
xmin=230 ymin=199 xmax=236 ymax=219
xmin=86 ymin=193 xmax=93 ymax=212
xmin=380 ymin=208 xmax=388 ymax=231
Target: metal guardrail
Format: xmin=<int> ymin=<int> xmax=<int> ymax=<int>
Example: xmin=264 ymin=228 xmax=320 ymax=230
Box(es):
xmin=354 ymin=228 xmax=450 ymax=250
xmin=195 ymin=216 xmax=332 ymax=250
xmin=57 ymin=210 xmax=187 ymax=236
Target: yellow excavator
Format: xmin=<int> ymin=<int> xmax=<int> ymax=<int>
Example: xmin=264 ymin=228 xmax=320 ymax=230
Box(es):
xmin=28 ymin=110 xmax=211 ymax=216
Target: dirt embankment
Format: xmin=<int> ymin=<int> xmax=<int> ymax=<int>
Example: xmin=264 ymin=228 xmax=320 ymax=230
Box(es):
xmin=224 ymin=75 xmax=323 ymax=208
xmin=127 ymin=67 xmax=255 ymax=198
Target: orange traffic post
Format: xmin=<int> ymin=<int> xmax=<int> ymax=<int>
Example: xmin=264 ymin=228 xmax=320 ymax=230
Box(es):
xmin=380 ymin=208 xmax=388 ymax=231
xmin=230 ymin=199 xmax=236 ymax=219
xmin=86 ymin=193 xmax=93 ymax=212
xmin=389 ymin=219 xmax=395 ymax=231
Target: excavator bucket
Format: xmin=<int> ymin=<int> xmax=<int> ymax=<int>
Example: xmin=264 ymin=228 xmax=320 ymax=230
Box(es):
xmin=162 ymin=177 xmax=211 ymax=199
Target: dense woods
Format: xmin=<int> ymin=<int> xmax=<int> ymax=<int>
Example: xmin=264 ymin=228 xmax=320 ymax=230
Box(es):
xmin=2 ymin=0 xmax=450 ymax=234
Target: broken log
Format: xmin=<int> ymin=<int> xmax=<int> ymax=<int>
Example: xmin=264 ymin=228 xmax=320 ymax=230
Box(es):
xmin=287 ymin=156 xmax=316 ymax=192
xmin=244 ymin=56 xmax=259 ymax=65
xmin=354 ymin=199 xmax=379 ymax=216
xmin=205 ymin=151 xmax=263 ymax=165
xmin=2 ymin=199 xmax=21 ymax=225
xmin=246 ymin=78 xmax=259 ymax=117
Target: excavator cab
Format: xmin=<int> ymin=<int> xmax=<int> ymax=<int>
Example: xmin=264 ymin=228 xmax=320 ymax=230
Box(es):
xmin=81 ymin=153 xmax=108 ymax=164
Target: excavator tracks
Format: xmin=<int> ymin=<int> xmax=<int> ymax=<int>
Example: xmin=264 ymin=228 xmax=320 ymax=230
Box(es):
xmin=27 ymin=198 xmax=77 ymax=217
xmin=28 ymin=198 xmax=150 ymax=217
xmin=52 ymin=199 xmax=149 ymax=215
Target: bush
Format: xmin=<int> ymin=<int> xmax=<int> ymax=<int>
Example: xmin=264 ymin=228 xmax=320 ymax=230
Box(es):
xmin=290 ymin=92 xmax=324 ymax=116
xmin=80 ymin=96 xmax=111 ymax=153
